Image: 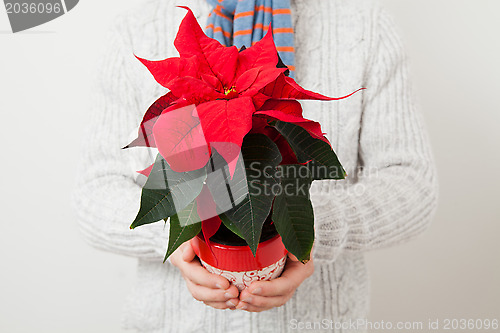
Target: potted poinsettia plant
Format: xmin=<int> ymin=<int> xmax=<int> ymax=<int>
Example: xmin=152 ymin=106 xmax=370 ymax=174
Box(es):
xmin=125 ymin=7 xmax=361 ymax=290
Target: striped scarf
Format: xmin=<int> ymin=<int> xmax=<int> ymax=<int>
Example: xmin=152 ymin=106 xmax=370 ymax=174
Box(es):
xmin=205 ymin=0 xmax=295 ymax=77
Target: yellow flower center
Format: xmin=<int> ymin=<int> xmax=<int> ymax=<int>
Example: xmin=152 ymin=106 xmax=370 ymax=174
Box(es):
xmin=224 ymin=86 xmax=237 ymax=96
xmin=223 ymin=86 xmax=239 ymax=100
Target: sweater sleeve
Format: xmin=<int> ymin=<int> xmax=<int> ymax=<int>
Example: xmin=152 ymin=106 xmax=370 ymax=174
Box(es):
xmin=72 ymin=15 xmax=169 ymax=261
xmin=310 ymin=7 xmax=439 ymax=264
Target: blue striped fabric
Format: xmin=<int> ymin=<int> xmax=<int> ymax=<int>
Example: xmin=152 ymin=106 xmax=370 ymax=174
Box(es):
xmin=205 ymin=0 xmax=295 ymax=77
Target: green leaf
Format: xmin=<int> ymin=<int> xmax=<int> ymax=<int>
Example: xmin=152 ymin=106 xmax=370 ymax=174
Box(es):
xmin=207 ymin=134 xmax=282 ymax=255
xmin=272 ymin=121 xmax=346 ymax=180
xmin=205 ymin=147 xmax=249 ymax=217
xmin=164 ymin=200 xmax=202 ymax=262
xmin=175 ymin=198 xmax=201 ymax=227
xmin=272 ymin=165 xmax=315 ymax=263
xmin=131 ymin=154 xmax=207 ymax=229
xmin=219 ymin=213 xmax=245 ymax=240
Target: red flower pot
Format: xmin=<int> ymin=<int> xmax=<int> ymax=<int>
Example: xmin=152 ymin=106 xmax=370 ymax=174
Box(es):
xmin=190 ymin=232 xmax=288 ymax=291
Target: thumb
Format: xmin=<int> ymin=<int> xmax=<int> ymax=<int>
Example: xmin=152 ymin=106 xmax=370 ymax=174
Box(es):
xmin=182 ymin=242 xmax=196 ymax=262
xmin=287 ymin=252 xmax=299 ymax=262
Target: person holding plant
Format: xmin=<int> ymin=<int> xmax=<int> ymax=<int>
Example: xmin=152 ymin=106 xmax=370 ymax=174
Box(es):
xmin=73 ymin=0 xmax=438 ymax=332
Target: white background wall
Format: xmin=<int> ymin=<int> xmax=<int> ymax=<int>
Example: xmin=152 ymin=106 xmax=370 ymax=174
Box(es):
xmin=369 ymin=0 xmax=500 ymax=329
xmin=0 ymin=1 xmax=498 ymax=332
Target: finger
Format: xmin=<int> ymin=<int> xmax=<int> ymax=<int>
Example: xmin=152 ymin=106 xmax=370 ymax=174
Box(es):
xmin=281 ymin=257 xmax=314 ymax=280
xmin=244 ymin=272 xmax=297 ymax=297
xmin=177 ymin=244 xmax=233 ymax=290
xmin=244 ymin=260 xmax=313 ymax=297
xmin=169 ymin=242 xmax=189 ymax=267
xmin=227 ymin=297 xmax=240 ymax=308
xmin=180 ymin=259 xmax=231 ymax=289
xmin=182 ymin=242 xmax=196 ymax=262
xmin=185 ymin=279 xmax=239 ymax=302
xmin=235 ymin=301 xmax=269 ymax=313
xmin=203 ymin=300 xmax=237 ymax=310
xmin=239 ymin=293 xmax=291 ymax=309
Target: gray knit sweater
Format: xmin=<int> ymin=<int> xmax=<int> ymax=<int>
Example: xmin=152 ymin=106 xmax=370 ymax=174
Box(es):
xmin=73 ymin=0 xmax=438 ymax=332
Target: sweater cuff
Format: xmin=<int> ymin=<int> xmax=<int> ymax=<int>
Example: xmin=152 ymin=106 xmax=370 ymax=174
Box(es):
xmin=310 ymin=192 xmax=347 ymax=263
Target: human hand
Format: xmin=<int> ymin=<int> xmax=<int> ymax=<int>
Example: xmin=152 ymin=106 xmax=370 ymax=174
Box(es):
xmin=235 ymin=252 xmax=314 ymax=312
xmin=170 ymin=242 xmax=240 ymax=310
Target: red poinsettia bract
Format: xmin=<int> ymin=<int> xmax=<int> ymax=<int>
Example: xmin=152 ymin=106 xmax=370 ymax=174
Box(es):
xmin=126 ymin=6 xmax=362 ymax=176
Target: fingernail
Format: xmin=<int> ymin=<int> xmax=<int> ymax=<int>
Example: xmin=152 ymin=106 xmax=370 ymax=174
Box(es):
xmin=236 ymin=302 xmax=248 ymax=310
xmin=251 ymin=287 xmax=262 ymax=295
xmin=241 ymin=297 xmax=252 ymax=303
xmin=226 ymin=300 xmax=236 ymax=307
xmin=224 ymin=292 xmax=236 ymax=299
xmin=215 ymin=283 xmax=223 ymax=289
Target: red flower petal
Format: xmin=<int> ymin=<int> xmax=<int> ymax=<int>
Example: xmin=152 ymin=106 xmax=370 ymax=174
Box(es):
xmin=168 ymin=77 xmax=225 ymax=103
xmin=255 ymin=109 xmax=330 ymax=144
xmin=236 ymin=27 xmax=279 ymax=75
xmin=196 ymin=98 xmax=254 ymax=173
xmin=152 ymin=104 xmax=210 ymax=172
xmin=136 ymin=55 xmax=199 ymax=89
xmin=210 ymin=142 xmax=241 ymax=180
xmin=249 ymin=116 xmax=299 ymax=165
xmin=201 ymin=216 xmax=221 ymax=246
xmin=258 ymin=99 xmax=303 ymax=117
xmin=249 ymin=116 xmax=274 ymax=136
xmin=251 ymin=92 xmax=272 ymax=110
xmin=235 ymin=67 xmax=260 ymax=93
xmin=197 ymin=185 xmax=222 ymax=260
xmin=201 ymin=73 xmax=223 ymax=92
xmin=297 ymin=122 xmax=331 ymax=144
xmin=175 ymin=7 xmax=239 ymax=88
xmin=274 ymin=134 xmax=299 ymax=165
xmin=256 ymin=100 xmax=325 ymax=140
xmin=261 ymin=73 xmax=364 ymax=101
xmin=136 ymin=163 xmax=154 ymax=177
xmin=256 ymin=97 xmax=334 ymax=145
xmin=197 ymin=185 xmax=220 ymax=222
xmin=237 ymin=67 xmax=286 ymax=98
xmin=125 ymin=92 xmax=178 ymax=148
